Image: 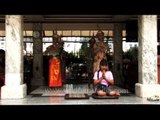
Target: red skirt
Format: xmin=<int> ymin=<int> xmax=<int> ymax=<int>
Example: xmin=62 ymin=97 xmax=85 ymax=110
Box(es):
xmin=49 ymin=58 xmax=62 ymax=87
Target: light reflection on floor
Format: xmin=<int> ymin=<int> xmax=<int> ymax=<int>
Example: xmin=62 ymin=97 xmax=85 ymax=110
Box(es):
xmin=0 ymin=84 xmax=160 ymax=105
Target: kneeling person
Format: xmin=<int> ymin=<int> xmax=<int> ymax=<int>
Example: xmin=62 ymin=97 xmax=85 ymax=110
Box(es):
xmin=93 ymin=59 xmax=119 ymax=96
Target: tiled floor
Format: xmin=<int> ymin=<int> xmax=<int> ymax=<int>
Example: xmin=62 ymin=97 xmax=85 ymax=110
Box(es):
xmin=0 ymin=84 xmax=160 ymax=105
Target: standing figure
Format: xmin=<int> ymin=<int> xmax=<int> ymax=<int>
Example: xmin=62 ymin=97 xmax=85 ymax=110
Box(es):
xmin=93 ymin=30 xmax=110 ymax=73
xmin=44 ymin=34 xmax=63 ymax=87
xmin=85 ymin=37 xmax=96 ymax=88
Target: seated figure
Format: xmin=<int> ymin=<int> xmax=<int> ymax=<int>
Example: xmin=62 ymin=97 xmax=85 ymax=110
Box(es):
xmin=93 ymin=59 xmax=119 ymax=96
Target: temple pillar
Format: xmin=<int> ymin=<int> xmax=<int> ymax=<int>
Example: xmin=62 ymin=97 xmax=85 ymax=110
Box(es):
xmin=135 ymin=15 xmax=160 ymax=97
xmin=31 ymin=23 xmax=45 ymax=86
xmin=1 ymin=15 xmax=27 ymax=99
xmin=113 ymin=23 xmax=124 ymax=87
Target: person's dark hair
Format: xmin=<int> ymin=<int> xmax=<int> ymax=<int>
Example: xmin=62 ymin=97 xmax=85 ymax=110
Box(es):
xmin=97 ymin=59 xmax=108 ymax=79
xmin=100 ymin=59 xmax=108 ymax=66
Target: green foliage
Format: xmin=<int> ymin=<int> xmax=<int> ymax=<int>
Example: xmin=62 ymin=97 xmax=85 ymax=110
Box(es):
xmin=79 ymin=42 xmax=88 ymax=60
xmin=79 ymin=43 xmax=87 ymax=55
xmin=106 ymin=52 xmax=113 ymax=61
xmin=123 ymin=46 xmax=138 ymax=62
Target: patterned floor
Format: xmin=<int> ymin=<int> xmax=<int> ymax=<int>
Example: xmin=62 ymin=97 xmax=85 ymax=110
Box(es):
xmin=29 ymin=84 xmax=131 ymax=97
xmin=1 ymin=84 xmax=160 ymax=105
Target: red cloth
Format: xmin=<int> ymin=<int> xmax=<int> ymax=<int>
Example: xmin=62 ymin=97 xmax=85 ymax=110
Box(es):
xmin=49 ymin=58 xmax=62 ymax=87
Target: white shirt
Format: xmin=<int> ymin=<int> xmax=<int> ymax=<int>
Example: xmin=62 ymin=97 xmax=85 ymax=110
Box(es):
xmin=93 ymin=70 xmax=114 ymax=87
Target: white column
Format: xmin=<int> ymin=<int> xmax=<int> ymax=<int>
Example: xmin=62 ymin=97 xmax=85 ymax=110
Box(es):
xmin=135 ymin=15 xmax=160 ymax=97
xmin=1 ymin=15 xmax=27 ymax=99
xmin=31 ymin=23 xmax=44 ymax=86
xmin=113 ymin=23 xmax=124 ymax=87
